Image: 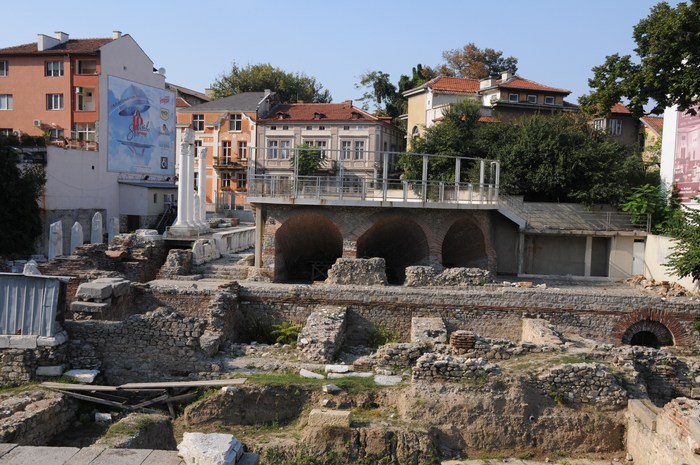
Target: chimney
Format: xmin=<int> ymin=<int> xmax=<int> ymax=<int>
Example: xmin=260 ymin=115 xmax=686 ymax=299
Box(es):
xmin=501 ymin=71 xmax=512 ymax=81
xmin=112 ymin=31 xmax=122 ymax=39
xmin=480 ymin=78 xmax=497 ymax=90
xmin=37 ymin=34 xmax=60 ymax=52
xmin=54 ymin=31 xmax=69 ymax=43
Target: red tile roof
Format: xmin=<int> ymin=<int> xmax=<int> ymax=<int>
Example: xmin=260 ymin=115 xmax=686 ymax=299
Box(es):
xmin=610 ymin=103 xmax=632 ymax=114
xmin=0 ymin=38 xmax=113 ymax=55
xmin=498 ymin=76 xmax=570 ymax=94
xmin=641 ymin=116 xmax=664 ymax=134
xmin=429 ymin=77 xmax=480 ymax=94
xmin=261 ymin=102 xmax=383 ymax=123
xmin=176 ymin=97 xmax=191 ymax=108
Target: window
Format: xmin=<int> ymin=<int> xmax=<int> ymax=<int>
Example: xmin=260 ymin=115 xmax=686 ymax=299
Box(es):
xmin=341 ymin=140 xmax=352 ymax=160
xmin=304 ymin=139 xmax=328 ymax=157
xmin=46 ymin=61 xmax=64 ymax=76
xmin=270 ymin=125 xmax=277 ymax=130
xmin=353 ymin=140 xmax=365 ymax=160
xmin=268 ymin=140 xmax=279 ymax=159
xmin=544 ymin=96 xmax=555 ymax=105
xmin=306 ymin=125 xmax=312 ymax=130
xmin=282 ymin=125 xmax=289 ymax=130
xmin=73 ymin=123 xmax=96 ymax=141
xmin=222 ymin=141 xmax=231 ymax=163
xmin=76 ymin=87 xmax=95 ymax=111
xmin=194 ymin=172 xmax=198 ymax=190
xmin=76 ymin=59 xmax=97 ymax=75
xmin=221 ymin=172 xmax=231 ymax=188
xmin=608 ymin=119 xmax=623 ymax=136
xmin=527 ymin=95 xmax=537 ymax=104
xmin=47 ymin=93 xmax=64 ymax=110
xmin=593 ymin=119 xmax=605 ymax=131
xmin=192 ymin=114 xmax=204 ymax=131
xmin=318 ymin=125 xmax=326 ymax=130
xmin=48 ymin=128 xmax=64 ymax=139
xmin=280 ymin=140 xmax=291 ymax=159
xmin=229 ymin=113 xmax=241 ymax=131
xmin=0 ymin=61 xmax=7 ymax=77
xmin=411 ymin=126 xmax=419 ymax=139
xmin=194 ymin=140 xmax=202 ymax=157
xmin=236 ymin=172 xmax=247 ymax=190
xmin=0 ymin=128 xmax=12 ymax=136
xmin=343 ymin=125 xmax=350 ymax=130
xmin=0 ymin=94 xmax=12 ymax=110
xmin=238 ymin=141 xmax=247 ymax=159
xmin=508 ymin=93 xmax=519 ymax=102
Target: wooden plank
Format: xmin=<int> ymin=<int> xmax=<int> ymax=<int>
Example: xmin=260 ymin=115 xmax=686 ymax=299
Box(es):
xmin=118 ymin=378 xmax=246 ymax=389
xmin=41 ymin=382 xmax=119 ymax=392
xmin=53 ymin=390 xmax=127 ymax=410
xmin=128 ymin=394 xmax=170 ymax=410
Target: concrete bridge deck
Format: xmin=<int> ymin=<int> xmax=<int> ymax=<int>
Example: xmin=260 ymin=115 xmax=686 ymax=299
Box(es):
xmin=0 ymin=444 xmax=183 ymax=465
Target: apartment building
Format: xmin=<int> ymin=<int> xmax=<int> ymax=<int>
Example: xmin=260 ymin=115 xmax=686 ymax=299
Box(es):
xmin=256 ymin=101 xmax=405 ymax=179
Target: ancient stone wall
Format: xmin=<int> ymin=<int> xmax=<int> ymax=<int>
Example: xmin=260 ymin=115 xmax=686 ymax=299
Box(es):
xmin=0 ymin=390 xmax=77 ymax=445
xmin=0 ymin=344 xmax=68 ymax=385
xmin=238 ymin=283 xmax=700 ymax=347
xmin=412 ymin=353 xmax=500 ymax=382
xmin=535 ymin=363 xmax=628 ymax=409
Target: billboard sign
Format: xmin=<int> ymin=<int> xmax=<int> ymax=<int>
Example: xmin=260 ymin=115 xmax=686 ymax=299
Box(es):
xmin=674 ymin=108 xmax=700 ymax=203
xmin=107 ymin=76 xmax=175 ymax=175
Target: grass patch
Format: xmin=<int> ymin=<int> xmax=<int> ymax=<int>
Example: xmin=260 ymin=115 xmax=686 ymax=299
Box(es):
xmin=102 ymin=414 xmax=163 ymax=443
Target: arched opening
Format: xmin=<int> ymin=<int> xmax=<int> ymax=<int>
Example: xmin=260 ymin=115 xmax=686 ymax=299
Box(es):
xmin=275 ymin=213 xmax=343 ymax=283
xmin=442 ymin=217 xmax=488 ymax=269
xmin=621 ymin=320 xmax=674 ymax=348
xmin=356 ymin=217 xmax=429 ymax=285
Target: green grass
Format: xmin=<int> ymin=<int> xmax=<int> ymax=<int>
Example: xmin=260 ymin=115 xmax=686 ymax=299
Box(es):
xmin=102 ymin=413 xmax=164 ymax=443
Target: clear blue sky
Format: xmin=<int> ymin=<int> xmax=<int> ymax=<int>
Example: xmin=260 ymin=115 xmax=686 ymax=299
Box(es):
xmin=2 ymin=0 xmax=679 ymax=107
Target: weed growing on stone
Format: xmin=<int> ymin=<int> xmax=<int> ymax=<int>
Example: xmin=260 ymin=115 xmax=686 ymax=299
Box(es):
xmin=371 ymin=324 xmax=400 ymax=347
xmin=271 ymin=321 xmax=302 ymax=347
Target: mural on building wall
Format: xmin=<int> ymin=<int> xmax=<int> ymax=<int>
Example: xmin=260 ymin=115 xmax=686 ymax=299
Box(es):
xmin=674 ymin=108 xmax=700 ymax=203
xmin=107 ymin=76 xmax=175 ymax=175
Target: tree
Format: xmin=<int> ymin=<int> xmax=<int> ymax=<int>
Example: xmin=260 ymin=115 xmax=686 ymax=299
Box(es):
xmin=398 ymin=98 xmax=483 ymax=182
xmin=580 ymin=0 xmax=700 ymax=116
xmin=0 ymin=151 xmax=45 ymax=257
xmin=438 ymin=43 xmax=518 ymax=79
xmin=291 ymin=143 xmax=326 ymax=176
xmin=481 ymin=113 xmax=646 ymax=204
xmin=666 ymin=208 xmax=700 ymax=281
xmin=210 ymin=62 xmax=332 ymax=103
xmin=356 ymin=64 xmax=436 ymax=120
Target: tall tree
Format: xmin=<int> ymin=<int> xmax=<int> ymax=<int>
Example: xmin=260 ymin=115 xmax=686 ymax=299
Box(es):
xmin=210 ymin=62 xmax=332 ymax=103
xmin=356 ymin=64 xmax=436 ymax=119
xmin=438 ymin=43 xmax=518 ymax=79
xmin=0 ymin=152 xmax=45 ymax=257
xmin=580 ymin=0 xmax=700 ymax=116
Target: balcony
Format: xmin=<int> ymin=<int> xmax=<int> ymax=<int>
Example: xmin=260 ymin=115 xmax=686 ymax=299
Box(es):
xmin=213 ymin=157 xmax=246 ymax=170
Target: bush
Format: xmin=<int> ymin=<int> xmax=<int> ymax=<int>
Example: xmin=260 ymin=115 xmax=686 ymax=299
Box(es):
xmin=271 ymin=321 xmax=302 ymax=347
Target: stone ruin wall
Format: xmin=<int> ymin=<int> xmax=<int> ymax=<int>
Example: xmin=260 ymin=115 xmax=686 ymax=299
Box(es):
xmin=0 ymin=345 xmax=68 ymax=385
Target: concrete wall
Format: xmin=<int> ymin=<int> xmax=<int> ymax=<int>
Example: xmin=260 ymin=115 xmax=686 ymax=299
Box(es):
xmin=645 ymin=234 xmax=700 ymax=294
xmin=524 ymin=235 xmax=586 ymax=275
xmin=609 ymin=235 xmax=635 ymax=279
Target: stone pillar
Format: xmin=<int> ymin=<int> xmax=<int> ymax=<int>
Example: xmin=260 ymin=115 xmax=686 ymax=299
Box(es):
xmin=48 ymin=221 xmax=63 ymax=260
xmin=108 ymin=217 xmax=120 ymax=243
xmin=91 ymin=212 xmax=103 ymax=244
xmin=194 ymin=192 xmax=202 ymax=226
xmin=198 ymin=147 xmax=208 ymax=229
xmin=584 ymin=235 xmax=593 ymax=277
xmin=70 ymin=221 xmax=84 ymax=255
xmin=172 ymin=128 xmax=193 ymax=230
xmin=186 ymin=141 xmax=196 ymax=228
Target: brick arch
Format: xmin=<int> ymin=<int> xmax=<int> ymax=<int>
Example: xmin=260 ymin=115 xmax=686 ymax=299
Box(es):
xmin=612 ymin=310 xmax=690 ymax=347
xmin=437 ymin=211 xmax=496 ymax=273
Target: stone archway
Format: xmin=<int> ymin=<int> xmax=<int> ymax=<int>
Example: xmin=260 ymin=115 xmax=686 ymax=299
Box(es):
xmin=441 ymin=217 xmax=488 ymax=269
xmin=274 ymin=212 xmax=343 ymax=283
xmin=356 ymin=216 xmax=429 ymax=285
xmin=621 ymin=320 xmax=675 ymax=348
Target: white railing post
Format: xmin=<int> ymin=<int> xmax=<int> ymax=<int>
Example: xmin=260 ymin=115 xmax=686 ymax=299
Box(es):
xmin=382 ymin=152 xmax=388 ymax=201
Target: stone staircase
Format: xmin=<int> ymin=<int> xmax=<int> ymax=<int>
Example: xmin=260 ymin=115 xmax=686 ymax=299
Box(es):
xmin=191 ymin=253 xmax=254 ymax=280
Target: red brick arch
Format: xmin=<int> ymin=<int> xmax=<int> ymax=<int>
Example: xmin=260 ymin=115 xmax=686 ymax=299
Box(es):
xmin=611 ymin=310 xmax=690 ymax=347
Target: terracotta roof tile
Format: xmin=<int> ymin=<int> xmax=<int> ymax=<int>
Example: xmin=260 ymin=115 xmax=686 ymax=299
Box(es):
xmin=641 ymin=116 xmax=664 ymax=134
xmin=0 ymin=38 xmax=113 ymax=55
xmin=610 ymin=103 xmax=632 ymax=114
xmin=261 ymin=102 xmax=382 ymax=123
xmin=176 ymin=97 xmax=191 ymax=108
xmin=498 ymin=76 xmax=570 ymax=94
xmin=430 ymin=77 xmax=480 ymax=94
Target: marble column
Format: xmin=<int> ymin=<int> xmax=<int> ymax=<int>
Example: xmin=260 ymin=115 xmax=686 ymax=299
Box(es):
xmin=185 ymin=141 xmax=196 ymax=228
xmin=91 ymin=212 xmax=103 ymax=244
xmin=171 ymin=128 xmax=195 ymax=234
xmin=48 ymin=221 xmax=63 ymax=260
xmin=198 ymin=147 xmax=208 ymax=230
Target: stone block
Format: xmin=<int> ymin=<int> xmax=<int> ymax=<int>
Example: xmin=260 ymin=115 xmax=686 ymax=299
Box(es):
xmin=76 ymin=281 xmax=113 ymax=300
xmin=64 ymin=447 xmax=106 ymax=465
xmin=0 ymin=446 xmax=81 ymax=465
xmin=64 ymin=369 xmax=99 ymax=384
xmin=308 ymin=409 xmax=352 ymax=428
xmin=374 ymin=375 xmax=403 ymax=386
xmin=411 ymin=317 xmax=447 ymax=344
xmin=71 ymin=301 xmax=109 ymax=314
xmin=300 ymin=368 xmax=325 ymax=379
xmin=109 ymin=279 xmax=131 ymax=297
xmin=142 ymin=450 xmax=185 ymax=465
xmin=37 ymin=330 xmax=68 ymax=347
xmin=327 ymin=372 xmax=373 ymax=379
xmin=36 ymin=365 xmax=65 ymax=377
xmin=177 ymin=432 xmax=243 ymax=465
xmin=9 ymin=336 xmax=38 ymax=349
xmin=325 ymin=364 xmax=350 ymax=373
xmin=628 ymin=399 xmax=658 ymax=432
xmin=0 ymin=335 xmax=10 ymax=349
xmin=521 ymin=318 xmax=564 ymax=345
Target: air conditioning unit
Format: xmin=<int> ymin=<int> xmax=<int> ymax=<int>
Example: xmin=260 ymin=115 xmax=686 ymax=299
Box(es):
xmin=75 ymin=87 xmax=82 ymax=94
xmin=33 ymin=119 xmax=42 ymax=127
xmin=12 ymin=130 xmax=21 ymax=136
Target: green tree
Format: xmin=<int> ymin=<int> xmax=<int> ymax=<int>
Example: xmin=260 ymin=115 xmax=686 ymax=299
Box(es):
xmin=291 ymin=143 xmax=326 ymax=176
xmin=621 ymin=183 xmax=681 ymax=232
xmin=210 ymin=62 xmax=332 ymax=103
xmin=398 ymin=98 xmax=483 ymax=182
xmin=356 ymin=64 xmax=436 ymax=120
xmin=666 ymin=208 xmax=700 ymax=281
xmin=481 ymin=113 xmax=645 ymax=204
xmin=580 ymin=0 xmax=700 ymax=116
xmin=0 ymin=152 xmax=46 ymax=257
xmin=438 ymin=43 xmax=518 ymax=79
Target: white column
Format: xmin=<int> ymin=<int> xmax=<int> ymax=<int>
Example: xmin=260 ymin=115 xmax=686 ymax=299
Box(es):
xmin=172 ymin=128 xmax=193 ymax=229
xmin=185 ymin=141 xmax=196 ymax=227
xmin=198 ymin=147 xmax=208 ymax=230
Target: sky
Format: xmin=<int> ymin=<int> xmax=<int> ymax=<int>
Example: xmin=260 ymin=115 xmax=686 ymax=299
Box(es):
xmin=2 ymin=0 xmax=681 ymax=107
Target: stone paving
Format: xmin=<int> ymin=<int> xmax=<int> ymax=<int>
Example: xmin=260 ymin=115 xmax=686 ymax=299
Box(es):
xmin=0 ymin=444 xmax=184 ymax=465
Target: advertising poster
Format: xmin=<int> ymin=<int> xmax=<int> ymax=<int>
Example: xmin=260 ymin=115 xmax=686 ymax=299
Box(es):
xmin=674 ymin=108 xmax=700 ymax=203
xmin=107 ymin=76 xmax=175 ymax=175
